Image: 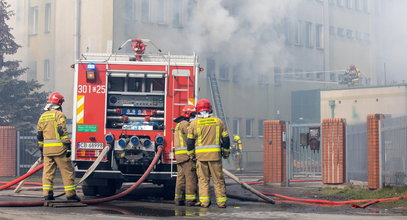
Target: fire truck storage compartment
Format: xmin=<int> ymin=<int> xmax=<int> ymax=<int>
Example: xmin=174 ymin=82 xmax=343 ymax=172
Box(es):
xmin=106 ymin=71 xmax=165 ymax=131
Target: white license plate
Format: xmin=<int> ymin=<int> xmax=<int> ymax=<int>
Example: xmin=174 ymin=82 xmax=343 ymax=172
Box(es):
xmin=78 ymin=142 xmax=104 ymax=149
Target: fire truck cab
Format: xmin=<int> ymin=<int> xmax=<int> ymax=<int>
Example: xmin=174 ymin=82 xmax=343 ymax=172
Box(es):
xmin=72 ymin=41 xmax=199 ymax=197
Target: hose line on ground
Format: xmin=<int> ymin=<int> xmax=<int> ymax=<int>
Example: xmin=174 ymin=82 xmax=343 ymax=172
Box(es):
xmin=0 ymin=147 xmax=163 ymax=207
xmin=0 ymin=164 xmax=44 ymax=191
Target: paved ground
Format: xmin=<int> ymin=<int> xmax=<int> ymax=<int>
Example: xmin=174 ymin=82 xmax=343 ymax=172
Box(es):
xmin=0 ymin=172 xmax=406 ymax=220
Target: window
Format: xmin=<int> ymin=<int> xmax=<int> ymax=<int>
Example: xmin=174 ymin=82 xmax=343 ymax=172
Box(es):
xmin=337 ymin=27 xmax=345 ymax=37
xmin=44 ymin=3 xmax=51 ymax=33
xmin=172 ymin=0 xmax=183 ymax=28
xmin=346 ymin=29 xmax=353 ymax=39
xmin=294 ymin=20 xmax=302 ymax=46
xmin=141 ymin=0 xmax=150 ymax=23
xmin=316 ymin=72 xmax=325 ymax=81
xmin=274 ymin=67 xmax=281 ymax=86
xmin=232 ymin=65 xmax=241 ymax=83
xmin=126 ymin=0 xmax=137 ymax=21
xmin=329 ymin=26 xmax=335 ymax=36
xmin=156 ymin=0 xmax=166 ymax=24
xmin=246 ymin=119 xmax=254 ymax=137
xmin=284 ymin=68 xmax=293 ymax=79
xmin=284 ymin=18 xmax=291 ymax=45
xmin=305 ymin=22 xmax=313 ymax=48
xmin=258 ymin=73 xmax=269 ymax=85
xmin=28 ymin=61 xmax=37 ymax=81
xmin=44 ymin=60 xmax=51 ymax=81
xmin=232 ymin=119 xmax=240 ymax=136
xmin=316 ymin=24 xmax=323 ymax=49
xmin=345 ymin=0 xmax=352 ymax=9
xmin=258 ymin=120 xmax=265 ymax=137
xmin=355 ymin=31 xmax=362 ymax=40
xmin=362 ymin=0 xmax=369 ymax=13
xmin=29 ymin=6 xmax=38 ymax=35
xmin=364 ymin=33 xmax=370 ymax=42
xmin=219 ymin=64 xmax=229 ymax=81
xmin=354 ymin=0 xmax=361 ymax=10
xmin=330 ymin=73 xmax=336 ymax=81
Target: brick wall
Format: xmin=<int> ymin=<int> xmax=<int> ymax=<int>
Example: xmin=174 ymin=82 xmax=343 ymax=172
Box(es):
xmin=263 ymin=120 xmax=286 ymax=184
xmin=321 ymin=118 xmax=346 ymax=184
xmin=0 ymin=126 xmax=16 ymax=176
xmin=367 ymin=114 xmax=385 ymax=189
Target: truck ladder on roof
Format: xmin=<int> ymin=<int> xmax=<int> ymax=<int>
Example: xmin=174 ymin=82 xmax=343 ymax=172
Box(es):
xmin=208 ymin=72 xmax=231 ymax=135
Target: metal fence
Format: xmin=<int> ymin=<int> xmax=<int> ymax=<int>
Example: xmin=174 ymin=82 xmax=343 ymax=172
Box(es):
xmin=16 ymin=131 xmax=40 ymax=176
xmin=287 ymin=123 xmax=322 ymax=180
xmin=380 ymin=116 xmax=407 ymax=187
xmin=346 ymin=123 xmax=368 ymax=182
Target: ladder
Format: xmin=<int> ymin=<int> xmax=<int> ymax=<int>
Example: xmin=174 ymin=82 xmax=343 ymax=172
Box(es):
xmin=207 ymin=72 xmax=231 ymax=135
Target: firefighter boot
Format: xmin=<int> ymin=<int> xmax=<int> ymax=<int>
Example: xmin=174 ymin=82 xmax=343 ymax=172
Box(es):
xmin=67 ymin=194 xmax=81 ymax=202
xmin=44 ymin=191 xmax=55 ymax=201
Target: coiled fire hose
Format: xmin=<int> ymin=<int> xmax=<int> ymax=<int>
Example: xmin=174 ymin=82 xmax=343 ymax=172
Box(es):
xmin=0 ymin=146 xmax=163 ymax=207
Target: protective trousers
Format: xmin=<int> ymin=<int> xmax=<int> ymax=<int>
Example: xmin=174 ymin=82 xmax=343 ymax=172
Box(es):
xmin=196 ymin=160 xmax=226 ymax=207
xmin=42 ymin=154 xmax=76 ymax=197
xmin=175 ymin=159 xmax=198 ymax=205
xmin=235 ymin=153 xmax=243 ymax=171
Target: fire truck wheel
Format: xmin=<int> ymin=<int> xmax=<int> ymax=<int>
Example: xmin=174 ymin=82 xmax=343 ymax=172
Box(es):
xmin=82 ymin=185 xmax=97 ymax=196
xmin=97 ymin=179 xmax=123 ymax=197
xmin=162 ymin=180 xmax=176 ymax=200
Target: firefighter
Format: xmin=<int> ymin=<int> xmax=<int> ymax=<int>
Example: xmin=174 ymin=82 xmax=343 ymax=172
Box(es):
xmin=232 ymin=135 xmax=244 ymax=172
xmin=173 ymin=104 xmax=198 ymax=206
xmin=187 ymin=99 xmax=230 ymax=208
xmin=37 ymin=92 xmax=80 ymax=201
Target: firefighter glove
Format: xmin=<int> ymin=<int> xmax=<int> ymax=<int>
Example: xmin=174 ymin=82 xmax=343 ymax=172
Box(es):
xmin=64 ymin=142 xmax=72 ymax=158
xmin=187 ymin=150 xmax=195 ymax=160
xmin=38 ymin=146 xmax=44 ymax=161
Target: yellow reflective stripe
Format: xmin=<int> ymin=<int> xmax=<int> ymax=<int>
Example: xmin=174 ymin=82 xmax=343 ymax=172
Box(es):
xmin=196 ymin=148 xmax=221 ymax=153
xmin=43 ymin=142 xmax=63 ymax=147
xmin=39 ymin=113 xmax=56 ymax=122
xmin=64 ymin=185 xmax=76 ymax=191
xmin=199 ymin=196 xmax=210 ymax=202
xmin=187 ymin=133 xmax=194 ymax=139
xmin=38 ymin=141 xmax=43 ymax=144
xmin=59 ymin=117 xmax=66 ymax=124
xmin=187 ymin=150 xmax=195 ymax=155
xmin=175 ymin=150 xmax=188 ymax=155
xmin=175 ymin=194 xmax=183 ymax=199
xmin=197 ymin=127 xmax=202 ymax=146
xmin=216 ymin=197 xmax=227 ymax=202
xmin=43 ymin=185 xmax=53 ymax=190
xmin=185 ymin=194 xmax=196 ymax=200
xmin=216 ymin=125 xmax=220 ymax=145
xmin=61 ymin=135 xmax=69 ymax=140
xmin=223 ymin=148 xmax=230 ymax=152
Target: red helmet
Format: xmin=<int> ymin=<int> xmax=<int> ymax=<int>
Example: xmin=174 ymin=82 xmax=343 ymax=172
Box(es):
xmin=47 ymin=92 xmax=65 ymax=105
xmin=196 ymin=99 xmax=212 ymax=113
xmin=181 ymin=104 xmax=196 ymax=118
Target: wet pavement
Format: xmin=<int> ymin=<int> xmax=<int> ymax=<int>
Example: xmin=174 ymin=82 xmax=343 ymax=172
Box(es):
xmin=0 ymin=172 xmax=406 ymax=219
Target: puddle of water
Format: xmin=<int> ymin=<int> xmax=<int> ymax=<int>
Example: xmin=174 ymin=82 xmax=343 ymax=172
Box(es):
xmin=94 ymin=205 xmax=175 ymax=217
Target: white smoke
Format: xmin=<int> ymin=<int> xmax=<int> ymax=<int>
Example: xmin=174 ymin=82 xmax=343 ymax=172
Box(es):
xmin=185 ymin=0 xmax=300 ymax=79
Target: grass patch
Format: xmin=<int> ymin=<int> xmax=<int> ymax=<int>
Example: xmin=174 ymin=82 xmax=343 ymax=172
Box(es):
xmin=308 ymin=185 xmax=407 ymax=207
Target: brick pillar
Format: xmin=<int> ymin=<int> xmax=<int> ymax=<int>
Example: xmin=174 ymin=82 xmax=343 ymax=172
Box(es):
xmin=321 ymin=118 xmax=346 ymax=184
xmin=263 ymin=120 xmax=286 ymax=184
xmin=0 ymin=126 xmax=17 ymax=176
xmin=367 ymin=114 xmax=385 ymax=189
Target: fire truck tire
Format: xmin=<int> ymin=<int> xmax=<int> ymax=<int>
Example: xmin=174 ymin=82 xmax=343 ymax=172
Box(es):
xmin=162 ymin=180 xmax=176 ymax=200
xmin=82 ymin=185 xmax=97 ymax=196
xmin=97 ymin=180 xmax=123 ymax=197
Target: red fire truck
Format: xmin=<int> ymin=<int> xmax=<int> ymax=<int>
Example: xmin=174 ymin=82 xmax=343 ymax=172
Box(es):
xmin=71 ymin=39 xmax=199 ymax=196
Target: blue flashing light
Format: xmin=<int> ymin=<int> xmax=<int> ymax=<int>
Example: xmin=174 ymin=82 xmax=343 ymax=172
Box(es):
xmin=143 ymin=139 xmax=151 ymax=147
xmin=105 ymin=134 xmax=114 ymax=143
xmin=155 ymin=136 xmax=164 ymax=145
xmin=87 ymin=63 xmax=96 ymax=71
xmin=118 ymin=138 xmax=127 ymax=147
xmin=130 ymin=136 xmax=140 ymax=145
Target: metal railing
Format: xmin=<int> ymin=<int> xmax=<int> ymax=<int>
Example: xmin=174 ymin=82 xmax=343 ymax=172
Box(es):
xmin=346 ymin=123 xmax=368 ymax=182
xmin=379 ymin=116 xmax=407 ymax=187
xmin=16 ymin=131 xmax=40 ymax=177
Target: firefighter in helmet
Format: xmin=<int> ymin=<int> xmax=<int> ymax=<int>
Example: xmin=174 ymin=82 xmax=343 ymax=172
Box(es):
xmin=187 ymin=99 xmax=230 ymax=208
xmin=37 ymin=92 xmax=80 ymax=201
xmin=173 ymin=104 xmax=199 ymax=206
xmin=232 ymin=135 xmax=244 ymax=172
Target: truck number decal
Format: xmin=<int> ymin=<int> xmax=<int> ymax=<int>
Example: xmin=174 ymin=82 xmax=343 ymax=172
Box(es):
xmin=78 ymin=85 xmax=106 ymax=94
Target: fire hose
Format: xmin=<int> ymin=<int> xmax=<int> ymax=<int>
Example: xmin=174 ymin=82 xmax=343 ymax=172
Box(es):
xmin=0 ymin=146 xmax=163 ymax=207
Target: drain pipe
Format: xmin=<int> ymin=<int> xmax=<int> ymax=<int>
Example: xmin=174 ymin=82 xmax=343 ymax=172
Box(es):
xmin=0 ymin=147 xmax=163 ymax=207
